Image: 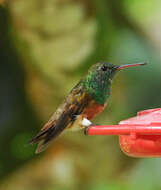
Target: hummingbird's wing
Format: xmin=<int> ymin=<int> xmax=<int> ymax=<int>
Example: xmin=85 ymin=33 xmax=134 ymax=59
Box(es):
xmin=29 ymin=80 xmax=91 ymax=153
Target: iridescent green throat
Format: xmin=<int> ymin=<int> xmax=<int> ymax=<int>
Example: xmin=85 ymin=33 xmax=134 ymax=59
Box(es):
xmin=82 ymin=71 xmax=112 ymax=105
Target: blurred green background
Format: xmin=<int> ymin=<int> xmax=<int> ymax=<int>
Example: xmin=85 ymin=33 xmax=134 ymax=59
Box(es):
xmin=1 ymin=0 xmax=161 ymax=190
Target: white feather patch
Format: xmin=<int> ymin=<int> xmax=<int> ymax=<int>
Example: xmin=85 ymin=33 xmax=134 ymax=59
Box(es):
xmin=81 ymin=118 xmax=92 ymax=127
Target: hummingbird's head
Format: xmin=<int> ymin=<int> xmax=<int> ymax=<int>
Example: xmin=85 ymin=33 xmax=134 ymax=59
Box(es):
xmin=84 ymin=62 xmax=146 ymax=105
xmin=88 ymin=62 xmax=119 ymax=82
xmin=87 ymin=62 xmax=147 ymax=83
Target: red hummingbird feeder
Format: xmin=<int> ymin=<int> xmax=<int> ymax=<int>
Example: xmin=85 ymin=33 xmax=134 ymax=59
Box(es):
xmin=87 ymin=108 xmax=161 ymax=158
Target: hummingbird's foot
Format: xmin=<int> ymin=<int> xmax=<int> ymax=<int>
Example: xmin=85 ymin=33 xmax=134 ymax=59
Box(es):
xmin=84 ymin=122 xmax=100 ymax=135
xmin=84 ymin=126 xmax=91 ymax=135
xmin=81 ymin=117 xmax=92 ymax=135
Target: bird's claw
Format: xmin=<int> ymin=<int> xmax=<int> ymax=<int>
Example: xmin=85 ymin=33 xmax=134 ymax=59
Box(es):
xmin=84 ymin=123 xmax=101 ymax=136
xmin=84 ymin=125 xmax=91 ymax=135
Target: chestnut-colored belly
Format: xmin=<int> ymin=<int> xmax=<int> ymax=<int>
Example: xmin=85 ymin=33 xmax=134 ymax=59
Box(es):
xmin=83 ymin=100 xmax=106 ymax=120
xmin=68 ymin=100 xmax=106 ymax=131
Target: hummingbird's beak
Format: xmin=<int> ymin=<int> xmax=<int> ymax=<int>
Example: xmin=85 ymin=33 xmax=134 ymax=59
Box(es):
xmin=118 ymin=62 xmax=147 ymax=70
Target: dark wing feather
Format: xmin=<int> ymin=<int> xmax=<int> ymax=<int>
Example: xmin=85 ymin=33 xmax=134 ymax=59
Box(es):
xmin=33 ymin=104 xmax=79 ymax=153
xmin=30 ymin=80 xmax=91 ymax=153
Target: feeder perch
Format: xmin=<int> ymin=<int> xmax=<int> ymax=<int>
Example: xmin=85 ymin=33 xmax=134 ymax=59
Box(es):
xmin=87 ymin=108 xmax=161 ymax=158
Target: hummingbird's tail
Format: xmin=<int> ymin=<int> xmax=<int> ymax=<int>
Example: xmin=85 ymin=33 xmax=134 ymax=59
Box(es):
xmin=29 ymin=107 xmax=77 ymax=153
xmin=29 ymin=123 xmax=68 ymax=153
xmin=29 ymin=126 xmax=55 ymax=153
xmin=29 ymin=121 xmax=68 ymax=153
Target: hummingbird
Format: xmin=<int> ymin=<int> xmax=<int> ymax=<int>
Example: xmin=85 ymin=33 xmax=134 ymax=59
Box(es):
xmin=30 ymin=62 xmax=146 ymax=153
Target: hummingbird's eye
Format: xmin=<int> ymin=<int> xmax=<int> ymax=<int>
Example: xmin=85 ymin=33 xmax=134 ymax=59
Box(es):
xmin=101 ymin=65 xmax=108 ymax=71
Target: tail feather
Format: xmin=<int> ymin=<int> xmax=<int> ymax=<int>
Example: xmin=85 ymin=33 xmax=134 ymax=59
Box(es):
xmin=30 ymin=111 xmax=73 ymax=153
xmin=30 ymin=104 xmax=81 ymax=153
xmin=32 ymin=123 xmax=67 ymax=154
xmin=35 ymin=139 xmax=51 ymax=154
xmin=29 ymin=129 xmax=50 ymax=144
xmin=29 ymin=126 xmax=56 ymax=153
